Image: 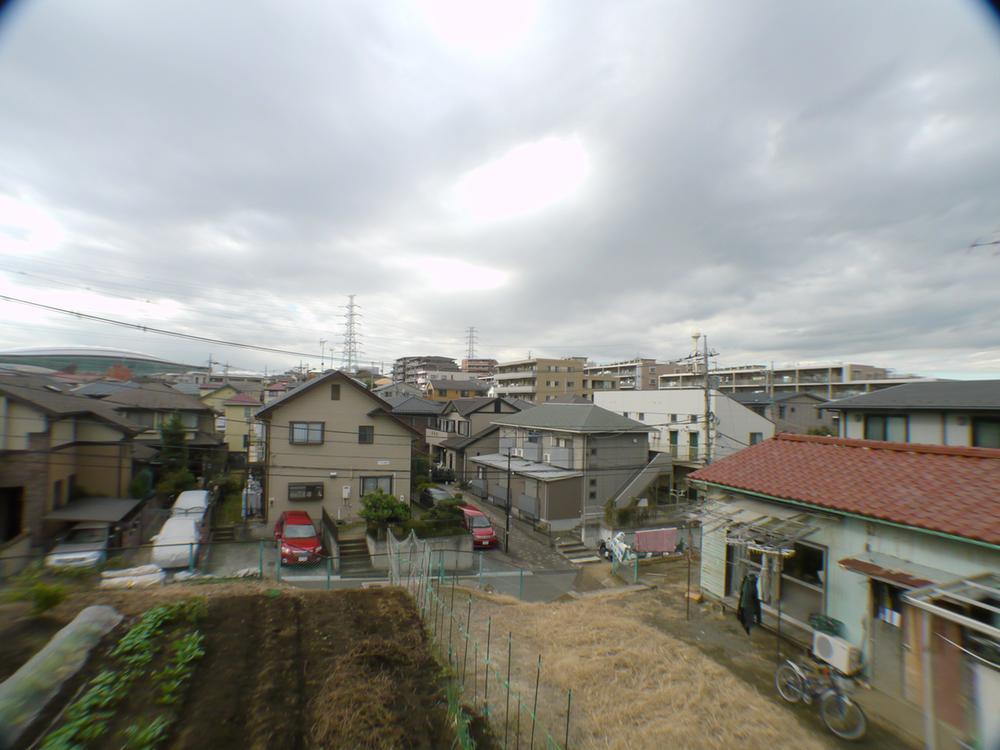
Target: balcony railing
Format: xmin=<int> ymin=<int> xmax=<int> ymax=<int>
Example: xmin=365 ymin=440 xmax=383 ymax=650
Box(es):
xmin=495 ymin=370 xmax=536 ymax=380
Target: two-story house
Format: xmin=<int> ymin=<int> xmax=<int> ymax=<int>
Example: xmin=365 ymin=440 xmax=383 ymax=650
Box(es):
xmin=468 ymin=402 xmax=652 ymax=534
xmin=0 ymin=371 xmax=140 ymax=572
xmin=594 ymin=388 xmax=775 ymax=491
xmin=221 ymin=392 xmax=265 ymax=466
xmin=384 ymin=394 xmax=446 ymax=452
xmin=425 ymin=397 xmax=529 ymax=479
xmin=424 ymin=379 xmax=490 ymax=402
xmin=102 ymin=384 xmax=223 ymax=474
xmin=822 ymin=380 xmax=1000 ymax=447
xmin=255 ymin=371 xmax=418 ymax=524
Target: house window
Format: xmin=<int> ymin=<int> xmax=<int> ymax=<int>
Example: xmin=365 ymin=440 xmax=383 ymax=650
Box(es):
xmin=180 ymin=412 xmax=198 ymax=429
xmin=589 ymin=478 xmax=597 ymax=487
xmin=242 ymin=434 xmax=249 ymax=449
xmin=527 ymin=431 xmax=541 ymax=444
xmin=361 ymin=476 xmax=393 ymax=496
xmin=459 ymin=422 xmax=469 ymax=436
xmin=778 ymin=405 xmax=787 ymax=419
xmin=689 ymin=414 xmax=698 ymax=423
xmin=649 ymin=379 xmax=655 ymax=386
xmin=669 ymin=414 xmax=677 ymax=423
xmin=132 ymin=411 xmax=155 ymax=428
xmin=0 ymin=488 xmax=24 ymax=542
xmin=749 ymin=432 xmax=763 ymax=445
xmin=864 ymin=415 xmax=907 ymax=442
xmin=358 ymin=425 xmax=375 ymax=444
xmin=331 ymin=383 xmax=341 ymax=400
xmin=53 ymin=479 xmax=63 ymax=509
xmin=290 ymin=421 xmax=324 ymax=444
xmin=589 ymin=491 xmax=597 ymax=500
xmin=288 ymin=483 xmax=324 ymax=501
xmin=244 ymin=407 xmax=252 ymax=419
xmin=973 ymin=417 xmax=1000 ymax=449
xmin=590 ymin=447 xmax=597 ymax=456
xmin=556 ymin=437 xmax=571 ymax=448
xmin=637 ymin=412 xmax=645 ymax=420
xmin=566 ymin=381 xmax=575 ymax=388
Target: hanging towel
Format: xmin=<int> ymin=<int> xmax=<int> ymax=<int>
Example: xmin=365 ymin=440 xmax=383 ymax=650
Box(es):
xmin=634 ymin=527 xmax=678 ymax=553
xmin=737 ymin=574 xmax=762 ymax=635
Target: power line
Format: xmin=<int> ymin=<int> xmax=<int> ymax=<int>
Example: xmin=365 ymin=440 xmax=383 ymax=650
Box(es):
xmin=0 ymin=293 xmax=324 ymax=360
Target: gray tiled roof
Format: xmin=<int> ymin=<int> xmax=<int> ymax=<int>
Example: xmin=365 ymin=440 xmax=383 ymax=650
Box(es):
xmin=731 ymin=391 xmax=824 ymax=406
xmin=491 ymin=402 xmax=650 ymax=433
xmin=440 ymin=425 xmax=499 ymax=450
xmin=73 ymin=380 xmax=140 ymax=398
xmin=446 ymin=396 xmax=528 ymax=417
xmin=103 ymin=384 xmax=212 ymax=411
xmin=389 ymin=396 xmax=447 ymax=415
xmin=822 ymin=380 xmax=1000 ymax=411
xmin=0 ymin=371 xmax=138 ymax=432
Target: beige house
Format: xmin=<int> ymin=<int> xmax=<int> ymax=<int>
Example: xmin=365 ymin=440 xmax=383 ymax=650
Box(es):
xmin=221 ymin=392 xmax=265 ymax=464
xmin=255 ymin=371 xmax=418 ymax=524
xmin=493 ymin=357 xmax=589 ymax=403
xmin=425 ymin=397 xmax=529 ymax=475
xmin=0 ymin=372 xmax=138 ymax=572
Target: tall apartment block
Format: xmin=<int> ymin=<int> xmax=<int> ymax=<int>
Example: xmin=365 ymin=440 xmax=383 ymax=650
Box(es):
xmin=392 ymin=355 xmax=458 ymax=384
xmin=493 ymin=357 xmax=590 ymax=402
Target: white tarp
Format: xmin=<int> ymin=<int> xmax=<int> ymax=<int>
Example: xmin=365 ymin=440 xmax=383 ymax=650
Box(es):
xmin=0 ymin=606 xmax=122 ymax=748
xmin=151 ymin=517 xmax=199 ymax=568
xmin=170 ymin=490 xmax=210 ymax=522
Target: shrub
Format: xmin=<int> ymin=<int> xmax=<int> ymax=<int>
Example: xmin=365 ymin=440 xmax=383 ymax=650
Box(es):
xmin=128 ymin=469 xmax=153 ymax=499
xmin=156 ymin=468 xmax=196 ymax=497
xmin=29 ymin=582 xmax=67 ymax=615
xmin=359 ymin=489 xmax=410 ymax=531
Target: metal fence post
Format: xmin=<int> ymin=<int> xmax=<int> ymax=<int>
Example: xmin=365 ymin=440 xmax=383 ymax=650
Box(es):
xmin=484 ymin=616 xmax=492 ymax=717
xmin=519 ymin=568 xmax=525 ymax=600
xmin=188 ymin=543 xmax=194 ymax=572
xmin=504 ymin=632 xmax=512 ymax=749
xmin=564 ymin=688 xmax=572 ymax=750
xmin=258 ymin=540 xmax=263 ymax=578
xmin=479 ymin=550 xmax=484 ymax=588
xmin=530 ymin=655 xmax=541 ymax=749
xmin=326 ymin=556 xmax=332 ymax=590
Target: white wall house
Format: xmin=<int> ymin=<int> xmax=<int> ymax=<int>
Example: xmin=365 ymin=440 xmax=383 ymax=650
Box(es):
xmin=594 ymin=388 xmax=775 ymax=464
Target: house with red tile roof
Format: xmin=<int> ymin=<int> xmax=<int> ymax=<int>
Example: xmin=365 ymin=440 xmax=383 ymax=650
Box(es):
xmin=689 ymin=433 xmax=999 ymax=730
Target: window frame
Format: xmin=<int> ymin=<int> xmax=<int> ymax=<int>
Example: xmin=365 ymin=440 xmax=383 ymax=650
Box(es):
xmin=288 ymin=483 xmax=324 ymax=501
xmin=360 ymin=475 xmax=393 ymax=496
xmin=289 ymin=421 xmax=325 ymax=445
xmin=358 ymin=425 xmax=375 ymax=444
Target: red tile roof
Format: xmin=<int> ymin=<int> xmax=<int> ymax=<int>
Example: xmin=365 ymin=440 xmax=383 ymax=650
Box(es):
xmin=689 ymin=434 xmax=1000 ymax=546
xmin=224 ymin=392 xmax=262 ymax=406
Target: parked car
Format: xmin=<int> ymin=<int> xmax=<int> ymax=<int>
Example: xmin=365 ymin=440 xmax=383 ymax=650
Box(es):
xmin=170 ymin=490 xmax=211 ymax=522
xmin=151 ymin=517 xmax=200 ymax=569
xmin=419 ymin=486 xmax=454 ymax=508
xmin=273 ymin=510 xmax=323 ymax=565
xmin=44 ymin=521 xmax=111 ymax=568
xmin=459 ymin=504 xmax=498 ymax=549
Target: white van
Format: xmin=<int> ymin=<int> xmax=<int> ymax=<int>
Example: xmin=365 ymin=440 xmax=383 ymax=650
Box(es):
xmin=170 ymin=490 xmax=211 ymax=522
xmin=151 ymin=517 xmax=200 ymax=569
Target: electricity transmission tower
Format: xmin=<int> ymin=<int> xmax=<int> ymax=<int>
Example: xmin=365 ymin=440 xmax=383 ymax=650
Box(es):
xmin=465 ymin=326 xmax=478 ymax=360
xmin=341 ymin=295 xmax=362 ymax=373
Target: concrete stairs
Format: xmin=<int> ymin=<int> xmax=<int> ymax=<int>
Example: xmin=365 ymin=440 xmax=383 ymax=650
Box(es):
xmin=337 ymin=536 xmax=374 ymax=576
xmin=210 ymin=525 xmax=236 ymax=542
xmin=554 ymin=532 xmax=603 ymax=565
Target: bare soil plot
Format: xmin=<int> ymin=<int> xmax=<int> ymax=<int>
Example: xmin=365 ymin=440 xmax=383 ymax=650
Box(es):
xmin=12 ymin=585 xmax=455 ymax=750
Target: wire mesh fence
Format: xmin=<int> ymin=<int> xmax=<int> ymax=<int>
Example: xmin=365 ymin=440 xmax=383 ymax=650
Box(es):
xmin=389 ymin=529 xmax=572 ymax=749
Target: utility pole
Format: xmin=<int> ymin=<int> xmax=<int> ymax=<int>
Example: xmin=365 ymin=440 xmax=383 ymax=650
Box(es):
xmin=703 ymin=335 xmax=712 ymax=465
xmin=505 ymin=449 xmax=512 ymax=553
xmin=465 ymin=326 xmax=478 ymax=361
xmin=342 ymin=294 xmax=362 ymax=373
xmin=319 ymin=339 xmax=327 ymax=370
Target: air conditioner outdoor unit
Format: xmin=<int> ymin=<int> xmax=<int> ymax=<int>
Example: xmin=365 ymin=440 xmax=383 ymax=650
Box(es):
xmin=812 ymin=631 xmax=861 ymax=675
xmin=543 ymin=453 xmax=552 ymax=463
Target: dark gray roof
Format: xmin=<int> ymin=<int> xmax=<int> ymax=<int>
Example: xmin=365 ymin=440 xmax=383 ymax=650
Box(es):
xmin=44 ymin=497 xmax=143 ymax=523
xmin=170 ymin=383 xmax=202 ymax=396
xmin=73 ymin=380 xmax=140 ymax=398
xmin=731 ymin=391 xmax=824 ymax=406
xmin=440 ymin=425 xmax=499 ymax=450
xmin=548 ymin=394 xmax=593 ymax=404
xmin=492 ymin=403 xmax=651 ymax=433
xmin=104 ymin=384 xmax=212 ymax=411
xmin=389 ymin=396 xmax=447 ymax=415
xmin=445 ymin=396 xmax=527 ymax=417
xmin=429 ymin=379 xmax=489 ymax=392
xmin=0 ymin=371 xmax=139 ymax=433
xmin=821 ymin=380 xmax=1000 ymax=411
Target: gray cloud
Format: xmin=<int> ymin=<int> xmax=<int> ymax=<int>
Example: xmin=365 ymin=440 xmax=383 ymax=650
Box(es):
xmin=0 ymin=0 xmax=999 ymax=376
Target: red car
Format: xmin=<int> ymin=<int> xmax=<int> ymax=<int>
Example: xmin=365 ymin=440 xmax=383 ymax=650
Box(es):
xmin=273 ymin=510 xmax=323 ymax=565
xmin=459 ymin=504 xmax=498 ymax=549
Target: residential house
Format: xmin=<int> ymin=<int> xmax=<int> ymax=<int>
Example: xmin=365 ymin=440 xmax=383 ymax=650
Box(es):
xmin=0 ymin=372 xmax=139 ymax=570
xmin=373 ymin=381 xmax=423 ymax=401
xmin=594 ymin=388 xmax=774 ymax=490
xmin=222 ymin=392 xmax=265 ymax=465
xmin=72 ymin=380 xmax=141 ymax=399
xmin=199 ymin=383 xmax=240 ymax=415
xmin=660 ymin=361 xmax=930 ymax=400
xmin=384 ymin=395 xmax=446 ymax=452
xmin=424 ymin=379 xmax=490 ymax=402
xmin=689 ymin=434 xmax=999 ymax=746
xmin=731 ymin=391 xmax=834 ymax=434
xmin=583 ymin=358 xmax=685 ymax=391
xmin=468 ymin=402 xmax=652 ymax=533
xmin=392 ymin=355 xmax=459 ymax=385
xmin=255 ymin=371 xmax=418 ymax=523
xmin=263 ymin=381 xmax=290 ymax=403
xmin=425 ymin=397 xmax=528 ymax=477
xmin=821 ymin=380 xmax=1000 ymax=448
xmin=102 ymin=384 xmax=223 ymax=473
xmin=493 ymin=357 xmax=589 ymax=403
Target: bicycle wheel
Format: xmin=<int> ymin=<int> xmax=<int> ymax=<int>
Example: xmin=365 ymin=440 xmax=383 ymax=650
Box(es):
xmin=820 ymin=691 xmax=867 ymax=740
xmin=775 ymin=663 xmax=804 ymax=703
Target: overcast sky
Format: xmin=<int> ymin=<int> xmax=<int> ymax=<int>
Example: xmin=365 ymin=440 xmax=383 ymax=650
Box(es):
xmin=1 ymin=0 xmax=999 ymax=377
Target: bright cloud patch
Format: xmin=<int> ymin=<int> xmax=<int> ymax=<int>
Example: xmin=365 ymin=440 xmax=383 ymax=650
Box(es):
xmin=382 ymin=256 xmax=510 ymax=292
xmin=415 ymin=0 xmax=538 ymax=57
xmin=451 ymin=135 xmax=591 ymax=222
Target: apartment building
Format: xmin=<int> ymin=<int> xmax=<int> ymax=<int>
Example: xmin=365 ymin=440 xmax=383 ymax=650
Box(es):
xmin=583 ymin=359 xmax=684 ymax=391
xmin=392 ymin=356 xmax=458 ymax=385
xmin=659 ymin=361 xmax=928 ymax=400
xmin=461 ymin=358 xmax=497 ymax=377
xmin=493 ymin=357 xmax=589 ymax=403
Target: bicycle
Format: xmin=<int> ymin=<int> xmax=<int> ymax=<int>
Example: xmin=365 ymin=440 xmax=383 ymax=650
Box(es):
xmin=775 ymin=656 xmax=868 ymax=741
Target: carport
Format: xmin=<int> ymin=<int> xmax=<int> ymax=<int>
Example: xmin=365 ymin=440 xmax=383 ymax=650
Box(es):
xmin=45 ymin=497 xmax=146 ymax=546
